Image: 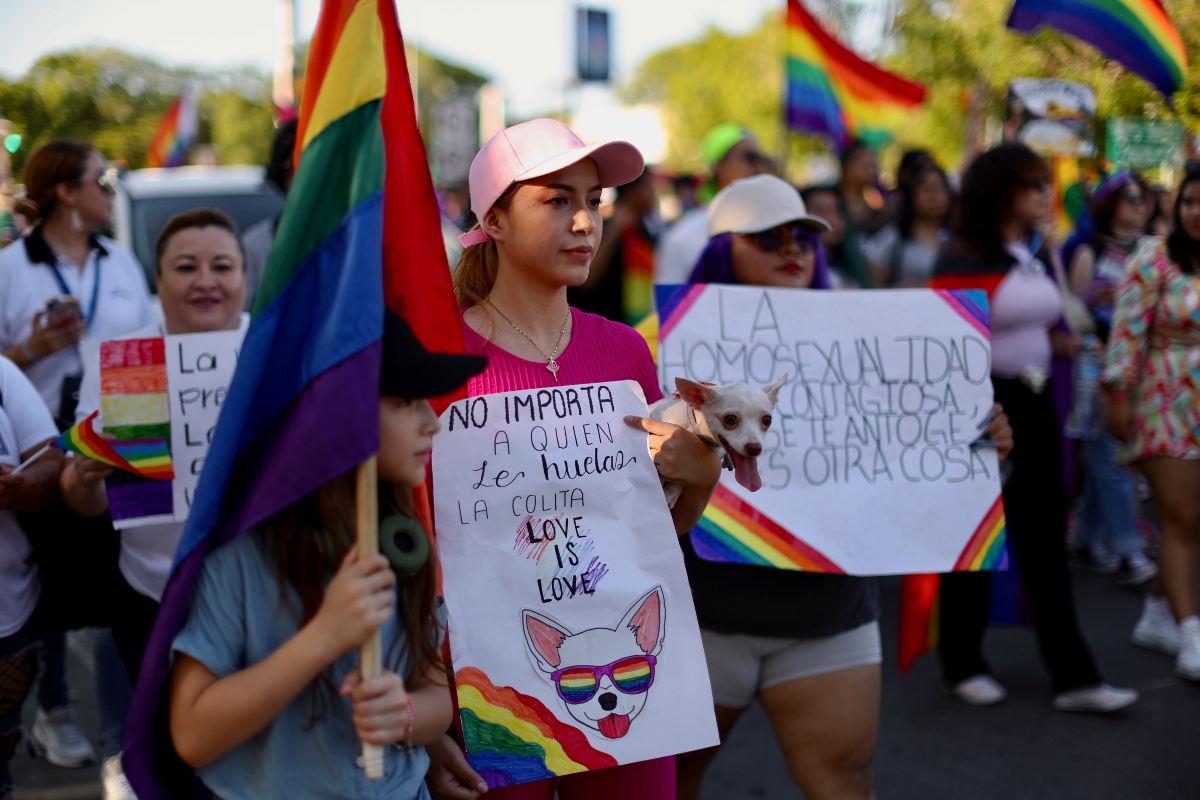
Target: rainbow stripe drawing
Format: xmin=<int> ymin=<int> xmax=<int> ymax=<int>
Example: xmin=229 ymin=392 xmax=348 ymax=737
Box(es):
xmin=83 ymin=338 xmax=176 ymax=522
xmin=457 ymin=667 xmax=617 ymax=787
xmin=655 ymin=284 xmax=1006 ymax=576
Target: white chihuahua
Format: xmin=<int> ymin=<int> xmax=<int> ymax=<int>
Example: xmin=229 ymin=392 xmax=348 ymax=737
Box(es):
xmin=648 ymin=375 xmax=788 ymax=506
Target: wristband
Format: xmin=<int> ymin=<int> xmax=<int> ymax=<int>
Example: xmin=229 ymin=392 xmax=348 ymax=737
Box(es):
xmin=404 ymin=695 xmax=416 ymax=743
xmin=21 ymin=340 xmax=38 ymax=365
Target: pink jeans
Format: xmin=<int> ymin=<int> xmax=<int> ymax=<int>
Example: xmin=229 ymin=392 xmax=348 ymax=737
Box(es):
xmin=483 ymin=756 xmax=676 ymax=800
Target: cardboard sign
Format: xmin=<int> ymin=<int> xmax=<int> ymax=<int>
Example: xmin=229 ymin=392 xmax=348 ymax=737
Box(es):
xmin=433 ymin=381 xmax=718 ymax=788
xmin=1006 ymin=78 xmax=1096 ymax=157
xmin=655 ymin=285 xmax=1005 ymax=576
xmin=102 ymin=329 xmax=241 ymax=528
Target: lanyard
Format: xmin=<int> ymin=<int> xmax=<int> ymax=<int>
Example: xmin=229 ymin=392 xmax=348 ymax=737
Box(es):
xmin=47 ymin=252 xmax=102 ymax=326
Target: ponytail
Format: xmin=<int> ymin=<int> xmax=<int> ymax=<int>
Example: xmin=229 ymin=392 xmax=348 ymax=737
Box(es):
xmin=451 ymin=182 xmax=521 ymax=308
xmin=452 ymin=232 xmax=500 ymax=308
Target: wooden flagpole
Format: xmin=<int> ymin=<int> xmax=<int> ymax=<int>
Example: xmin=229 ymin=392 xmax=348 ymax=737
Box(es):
xmin=356 ymin=456 xmax=385 ymax=779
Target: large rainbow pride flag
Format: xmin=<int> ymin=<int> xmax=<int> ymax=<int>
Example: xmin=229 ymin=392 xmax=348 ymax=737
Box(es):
xmin=124 ymin=0 xmax=464 ymax=795
xmin=145 ymin=94 xmax=198 ymax=168
xmin=785 ymin=0 xmax=926 ymax=148
xmin=1007 ymin=0 xmax=1188 ymax=101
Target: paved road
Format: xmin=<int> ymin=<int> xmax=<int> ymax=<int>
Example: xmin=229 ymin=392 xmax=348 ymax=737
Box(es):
xmin=12 ymin=568 xmax=1200 ymax=799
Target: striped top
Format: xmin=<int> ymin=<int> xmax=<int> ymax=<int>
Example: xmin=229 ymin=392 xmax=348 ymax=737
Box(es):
xmin=461 ymin=308 xmax=663 ymax=404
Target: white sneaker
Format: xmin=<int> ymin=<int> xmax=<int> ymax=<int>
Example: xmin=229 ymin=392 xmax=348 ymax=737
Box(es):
xmin=30 ymin=705 xmax=96 ymax=768
xmin=949 ymin=674 xmax=1007 ymax=706
xmin=1052 ymin=683 xmax=1139 ymax=713
xmin=1176 ymin=617 xmax=1200 ymax=681
xmin=102 ymin=754 xmax=135 ymax=800
xmin=1132 ymin=595 xmax=1181 ymax=655
xmin=1116 ymin=552 xmax=1158 ymax=587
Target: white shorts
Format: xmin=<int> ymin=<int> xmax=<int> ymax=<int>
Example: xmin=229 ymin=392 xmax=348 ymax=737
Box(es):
xmin=700 ymin=621 xmax=882 ymax=709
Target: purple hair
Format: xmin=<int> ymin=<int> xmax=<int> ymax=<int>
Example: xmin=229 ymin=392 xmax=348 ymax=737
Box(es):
xmin=687 ymin=231 xmax=832 ymax=289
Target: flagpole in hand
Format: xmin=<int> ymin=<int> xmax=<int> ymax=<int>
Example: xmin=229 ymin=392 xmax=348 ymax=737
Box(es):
xmin=356 ymin=456 xmax=385 ymax=780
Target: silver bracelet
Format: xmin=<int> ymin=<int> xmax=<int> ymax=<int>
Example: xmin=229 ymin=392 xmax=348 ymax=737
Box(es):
xmin=21 ymin=340 xmax=38 ymax=365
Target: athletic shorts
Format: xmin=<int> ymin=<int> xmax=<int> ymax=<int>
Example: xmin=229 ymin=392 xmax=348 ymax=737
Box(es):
xmin=700 ymin=620 xmax=882 ymax=709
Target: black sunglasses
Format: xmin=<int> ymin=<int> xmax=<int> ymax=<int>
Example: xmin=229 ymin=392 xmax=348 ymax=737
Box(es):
xmin=742 ymin=224 xmax=816 ymax=254
xmin=1119 ymin=190 xmax=1146 ymax=206
xmin=1024 ymin=178 xmax=1052 ymax=192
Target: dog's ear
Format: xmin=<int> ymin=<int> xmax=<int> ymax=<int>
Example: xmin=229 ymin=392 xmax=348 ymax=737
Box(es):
xmin=523 ymin=610 xmax=572 ymax=673
xmin=762 ymin=373 xmax=789 ymax=406
xmin=675 ymin=378 xmax=715 ymax=409
xmin=621 ymin=586 xmax=667 ymax=657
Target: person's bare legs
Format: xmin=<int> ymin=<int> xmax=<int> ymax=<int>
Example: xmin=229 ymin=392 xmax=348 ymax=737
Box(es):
xmin=758 ymin=665 xmax=880 ymax=800
xmin=675 ymin=706 xmax=743 ymax=800
xmin=1140 ymin=457 xmax=1200 ymax=621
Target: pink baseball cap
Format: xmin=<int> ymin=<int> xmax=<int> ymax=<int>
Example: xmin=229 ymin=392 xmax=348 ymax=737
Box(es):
xmin=459 ymin=118 xmax=645 ymax=247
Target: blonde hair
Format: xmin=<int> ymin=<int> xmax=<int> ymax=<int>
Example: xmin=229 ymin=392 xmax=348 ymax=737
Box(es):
xmin=452 ymin=182 xmax=520 ymax=308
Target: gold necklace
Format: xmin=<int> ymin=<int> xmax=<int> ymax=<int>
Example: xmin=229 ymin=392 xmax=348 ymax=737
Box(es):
xmin=488 ymin=302 xmax=571 ymax=381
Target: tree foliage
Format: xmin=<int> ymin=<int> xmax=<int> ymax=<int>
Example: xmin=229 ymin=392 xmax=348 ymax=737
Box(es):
xmin=625 ymin=0 xmax=1200 ymax=174
xmin=0 ymin=48 xmax=273 ymax=174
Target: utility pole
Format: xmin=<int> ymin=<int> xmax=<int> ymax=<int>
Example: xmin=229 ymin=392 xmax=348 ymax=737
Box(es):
xmin=273 ymin=0 xmax=296 ymax=114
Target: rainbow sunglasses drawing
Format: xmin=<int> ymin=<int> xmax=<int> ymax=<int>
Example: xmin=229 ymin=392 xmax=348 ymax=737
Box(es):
xmin=523 ymin=587 xmax=666 ymax=740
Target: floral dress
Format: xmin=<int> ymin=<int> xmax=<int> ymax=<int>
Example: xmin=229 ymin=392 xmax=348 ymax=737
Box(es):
xmin=1104 ymin=237 xmax=1200 ymax=462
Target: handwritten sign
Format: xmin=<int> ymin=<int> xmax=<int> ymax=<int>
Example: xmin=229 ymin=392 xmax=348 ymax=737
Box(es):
xmin=655 ymin=284 xmax=1005 ymax=576
xmin=103 ymin=329 xmax=241 ymax=529
xmin=433 ymin=381 xmax=718 ymax=787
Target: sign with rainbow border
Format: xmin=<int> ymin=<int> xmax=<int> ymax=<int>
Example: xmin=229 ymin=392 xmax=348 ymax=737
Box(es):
xmin=655 ymin=284 xmax=1006 ymax=576
xmin=433 ymin=381 xmax=719 ymax=787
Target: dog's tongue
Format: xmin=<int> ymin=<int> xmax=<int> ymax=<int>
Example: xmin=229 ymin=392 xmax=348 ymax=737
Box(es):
xmin=598 ymin=713 xmax=631 ymax=739
xmin=729 ymin=451 xmax=762 ymax=492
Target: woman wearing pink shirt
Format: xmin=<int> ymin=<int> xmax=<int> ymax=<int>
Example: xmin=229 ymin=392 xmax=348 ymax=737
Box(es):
xmin=424 ymin=120 xmax=720 ymax=799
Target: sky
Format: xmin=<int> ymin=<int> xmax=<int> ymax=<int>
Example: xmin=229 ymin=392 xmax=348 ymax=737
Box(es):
xmin=0 ymin=0 xmax=883 ymax=118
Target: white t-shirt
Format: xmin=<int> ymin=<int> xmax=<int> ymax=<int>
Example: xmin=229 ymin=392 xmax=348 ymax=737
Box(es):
xmin=654 ymin=208 xmax=709 ymax=287
xmin=0 ymin=356 xmax=60 ymax=636
xmin=0 ymin=228 xmax=156 ymax=419
xmin=76 ymin=313 xmax=250 ymax=602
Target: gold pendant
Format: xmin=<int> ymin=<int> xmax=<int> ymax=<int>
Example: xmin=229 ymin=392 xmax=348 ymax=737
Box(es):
xmin=547 ymin=359 xmax=560 ymax=381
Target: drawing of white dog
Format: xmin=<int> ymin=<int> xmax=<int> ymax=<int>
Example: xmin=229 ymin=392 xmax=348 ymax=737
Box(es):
xmin=522 ymin=587 xmax=666 ymax=739
xmin=648 ymin=375 xmax=788 ymax=506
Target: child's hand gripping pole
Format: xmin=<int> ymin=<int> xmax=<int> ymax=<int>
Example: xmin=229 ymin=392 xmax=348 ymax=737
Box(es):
xmin=356 ymin=457 xmax=385 ymax=780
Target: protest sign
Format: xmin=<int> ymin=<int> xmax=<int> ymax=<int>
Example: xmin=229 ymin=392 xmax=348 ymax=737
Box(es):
xmin=1006 ymin=78 xmax=1096 ymax=157
xmin=433 ymin=380 xmax=718 ymax=788
xmin=102 ymin=329 xmax=241 ymax=528
xmin=655 ymin=284 xmax=1004 ymax=576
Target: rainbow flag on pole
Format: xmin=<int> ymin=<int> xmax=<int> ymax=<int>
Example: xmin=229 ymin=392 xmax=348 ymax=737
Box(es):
xmin=124 ymin=0 xmax=463 ymax=795
xmin=1007 ymin=0 xmax=1188 ymax=101
xmin=145 ymin=94 xmax=198 ymax=168
xmin=56 ymin=411 xmax=174 ymax=480
xmin=785 ymin=0 xmax=926 ymax=148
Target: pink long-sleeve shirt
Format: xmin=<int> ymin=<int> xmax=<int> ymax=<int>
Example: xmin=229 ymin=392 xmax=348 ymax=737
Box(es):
xmin=460 ymin=308 xmax=664 ymax=405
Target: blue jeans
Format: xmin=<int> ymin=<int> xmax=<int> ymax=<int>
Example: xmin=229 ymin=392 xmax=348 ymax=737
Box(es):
xmin=94 ymin=629 xmax=132 ymax=760
xmin=1076 ymin=430 xmax=1142 ymax=558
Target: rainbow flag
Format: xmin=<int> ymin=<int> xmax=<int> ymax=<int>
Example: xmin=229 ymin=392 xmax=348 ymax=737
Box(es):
xmin=785 ymin=0 xmax=926 ymax=148
xmin=56 ymin=411 xmax=174 ymax=481
xmin=145 ymin=94 xmax=198 ymax=168
xmin=1007 ymin=0 xmax=1188 ymax=100
xmin=124 ymin=0 xmax=464 ymax=795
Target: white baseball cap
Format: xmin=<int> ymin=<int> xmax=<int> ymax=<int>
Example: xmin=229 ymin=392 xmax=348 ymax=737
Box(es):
xmin=706 ymin=174 xmax=832 ymax=238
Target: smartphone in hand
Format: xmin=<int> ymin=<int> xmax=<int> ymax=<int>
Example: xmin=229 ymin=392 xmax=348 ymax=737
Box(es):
xmin=45 ymin=297 xmax=80 ymax=324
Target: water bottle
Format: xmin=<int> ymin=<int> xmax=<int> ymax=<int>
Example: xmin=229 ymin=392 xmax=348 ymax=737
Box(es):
xmin=1066 ymin=335 xmax=1103 ymax=440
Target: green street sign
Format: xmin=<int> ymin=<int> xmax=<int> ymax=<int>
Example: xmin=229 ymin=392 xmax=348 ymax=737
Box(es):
xmin=1105 ymin=117 xmax=1184 ymax=171
xmin=2 ymin=134 xmax=19 ymax=154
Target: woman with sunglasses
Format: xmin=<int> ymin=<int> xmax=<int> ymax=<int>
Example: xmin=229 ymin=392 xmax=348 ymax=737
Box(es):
xmin=1105 ymin=166 xmax=1200 ymax=679
xmin=1065 ymin=173 xmax=1157 ymax=586
xmin=668 ymin=175 xmax=1012 ymax=800
xmin=0 ymin=139 xmax=156 ymax=785
xmin=930 ymin=143 xmax=1137 ymax=713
